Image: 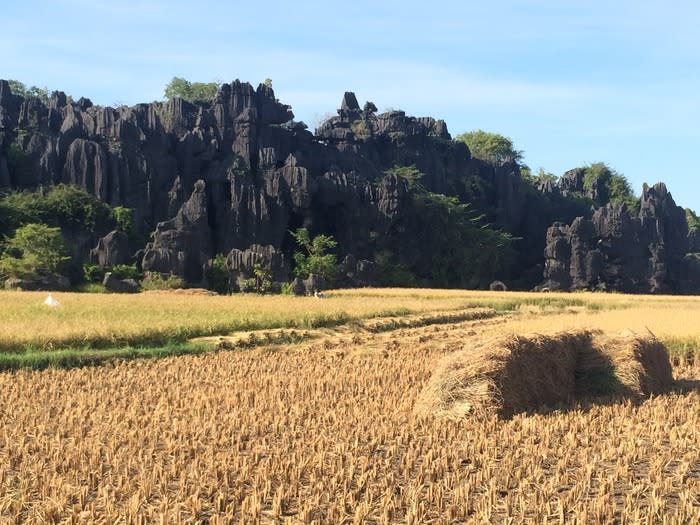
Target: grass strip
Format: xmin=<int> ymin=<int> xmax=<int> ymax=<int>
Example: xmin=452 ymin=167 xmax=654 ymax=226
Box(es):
xmin=0 ymin=342 xmax=214 ymax=371
xmin=0 ymin=311 xmax=362 ymax=354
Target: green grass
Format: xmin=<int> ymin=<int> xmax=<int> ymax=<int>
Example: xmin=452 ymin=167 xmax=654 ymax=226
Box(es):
xmin=476 ymin=296 xmax=615 ymax=313
xmin=0 ymin=310 xmax=384 ymax=354
xmin=0 ymin=342 xmax=215 ymax=371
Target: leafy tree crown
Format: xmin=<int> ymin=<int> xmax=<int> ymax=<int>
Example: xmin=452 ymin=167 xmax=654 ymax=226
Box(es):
xmin=0 ymin=223 xmax=69 ymax=279
xmin=291 ymin=228 xmax=338 ymax=282
xmin=164 ymin=77 xmax=219 ymax=101
xmin=454 ymin=130 xmax=524 ymax=164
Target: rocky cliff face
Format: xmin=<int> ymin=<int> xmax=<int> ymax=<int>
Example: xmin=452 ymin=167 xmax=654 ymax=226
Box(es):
xmin=1 ymin=78 xmax=698 ymax=292
xmin=1 ymin=79 xmax=528 ymax=286
xmin=541 ymin=183 xmax=695 ymax=293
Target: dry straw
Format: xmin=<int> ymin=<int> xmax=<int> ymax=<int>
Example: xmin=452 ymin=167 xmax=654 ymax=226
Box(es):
xmin=416 ymin=329 xmax=673 ymax=419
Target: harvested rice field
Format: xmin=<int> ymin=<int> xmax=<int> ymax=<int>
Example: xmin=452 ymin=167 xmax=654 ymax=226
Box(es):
xmin=0 ymin=289 xmax=699 ymax=523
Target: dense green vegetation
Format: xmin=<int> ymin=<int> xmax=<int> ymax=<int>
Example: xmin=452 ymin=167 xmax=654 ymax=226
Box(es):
xmin=0 ymin=184 xmax=112 ymax=232
xmin=412 ymin=189 xmax=515 ymax=288
xmin=581 ymin=162 xmax=637 ymax=210
xmin=7 ymin=80 xmax=51 ymax=104
xmin=387 ymin=165 xmax=516 ymax=288
xmin=291 ymin=227 xmax=338 ymax=283
xmin=454 ymin=130 xmax=524 ymax=164
xmin=163 ymin=77 xmax=219 ymax=101
xmin=0 ymin=185 xmax=135 ymax=284
xmin=206 ymin=254 xmax=230 ymax=294
xmin=0 ymin=223 xmax=69 ymax=279
xmin=384 ymin=164 xmax=424 ymax=188
xmin=520 ymin=167 xmax=557 ymax=186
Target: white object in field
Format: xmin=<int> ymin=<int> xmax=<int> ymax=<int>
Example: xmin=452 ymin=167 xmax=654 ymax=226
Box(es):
xmin=314 ymin=290 xmax=325 ymax=299
xmin=44 ymin=294 xmax=60 ymax=307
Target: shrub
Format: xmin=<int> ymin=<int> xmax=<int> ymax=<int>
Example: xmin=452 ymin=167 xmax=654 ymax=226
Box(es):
xmin=110 ymin=264 xmax=141 ymax=281
xmin=83 ymin=263 xmax=106 ymax=283
xmin=291 ymin=228 xmax=338 ymax=283
xmin=206 ymin=254 xmax=230 ymax=294
xmin=141 ymin=273 xmax=185 ymax=291
xmin=76 ymin=282 xmax=107 ymax=293
xmin=454 ymin=130 xmax=523 ymax=164
xmin=384 ymin=165 xmax=424 ymax=189
xmin=111 ymin=206 xmax=135 ymax=237
xmin=0 ymin=185 xmax=111 ymax=232
xmin=685 ymin=208 xmax=699 ymax=233
xmin=0 ymin=223 xmax=69 ymax=279
xmin=581 ymin=162 xmax=637 ymax=210
xmin=163 ymin=77 xmax=219 ymax=101
xmin=241 ymin=264 xmax=273 ymax=294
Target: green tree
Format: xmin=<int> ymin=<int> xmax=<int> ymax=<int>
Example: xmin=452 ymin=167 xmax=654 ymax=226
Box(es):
xmin=383 ymin=165 xmax=515 ymax=288
xmin=163 ymin=77 xmax=219 ymax=101
xmin=110 ymin=206 xmax=135 ymax=237
xmin=521 ymin=167 xmax=557 ymax=186
xmin=385 ymin=164 xmax=424 ymax=189
xmin=0 ymin=223 xmax=69 ymax=279
xmin=454 ymin=130 xmax=524 ymax=164
xmin=291 ymin=228 xmax=338 ymax=283
xmin=7 ymin=80 xmax=50 ymax=104
xmin=582 ymin=162 xmax=636 ymax=209
xmin=110 ymin=264 xmax=141 ymax=281
xmin=243 ymin=264 xmax=272 ymax=294
xmin=206 ymin=254 xmax=230 ymax=294
xmin=0 ymin=184 xmax=112 ymax=233
xmin=413 ymin=191 xmax=515 ymax=287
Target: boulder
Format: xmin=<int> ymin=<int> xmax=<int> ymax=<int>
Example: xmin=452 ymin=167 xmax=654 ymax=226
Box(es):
xmin=489 ymin=280 xmax=507 ymax=291
xmin=102 ymin=272 xmax=140 ymax=293
xmin=291 ymin=277 xmax=306 ymax=296
xmin=90 ymin=230 xmax=131 ymax=267
xmin=303 ymin=273 xmax=326 ymax=294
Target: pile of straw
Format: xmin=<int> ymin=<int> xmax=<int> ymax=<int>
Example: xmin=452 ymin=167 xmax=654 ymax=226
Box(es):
xmin=416 ymin=330 xmax=673 ymax=419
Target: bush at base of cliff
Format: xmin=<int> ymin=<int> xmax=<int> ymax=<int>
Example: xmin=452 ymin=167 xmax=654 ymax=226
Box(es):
xmin=141 ymin=273 xmax=185 ymax=291
xmin=291 ymin=228 xmax=338 ymax=284
xmin=205 ymin=254 xmax=230 ymax=295
xmin=241 ymin=265 xmax=273 ymax=294
xmin=83 ymin=263 xmax=107 ymax=284
xmin=0 ymin=223 xmax=69 ymax=281
xmin=109 ymin=264 xmax=142 ymax=281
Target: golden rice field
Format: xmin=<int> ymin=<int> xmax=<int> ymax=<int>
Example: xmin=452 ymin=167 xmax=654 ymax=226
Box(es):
xmin=0 ymin=289 xmax=699 ymax=523
xmin=0 ymin=290 xmax=486 ymax=352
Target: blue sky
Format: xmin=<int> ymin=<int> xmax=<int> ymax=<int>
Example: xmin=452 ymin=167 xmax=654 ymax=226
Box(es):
xmin=2 ymin=0 xmax=699 ymax=210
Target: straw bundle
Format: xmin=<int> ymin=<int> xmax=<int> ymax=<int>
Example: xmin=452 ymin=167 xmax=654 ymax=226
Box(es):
xmin=416 ymin=330 xmax=673 ymax=419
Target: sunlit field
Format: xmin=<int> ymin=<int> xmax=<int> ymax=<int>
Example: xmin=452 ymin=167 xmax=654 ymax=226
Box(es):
xmin=0 ymin=290 xmax=488 ymax=352
xmin=0 ymin=289 xmax=698 ymax=523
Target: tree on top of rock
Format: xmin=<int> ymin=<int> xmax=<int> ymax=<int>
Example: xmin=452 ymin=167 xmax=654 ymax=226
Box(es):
xmin=454 ymin=130 xmax=524 ymax=165
xmin=7 ymin=80 xmax=50 ymax=104
xmin=163 ymin=77 xmax=219 ymax=102
xmin=581 ymin=162 xmax=637 ymax=210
